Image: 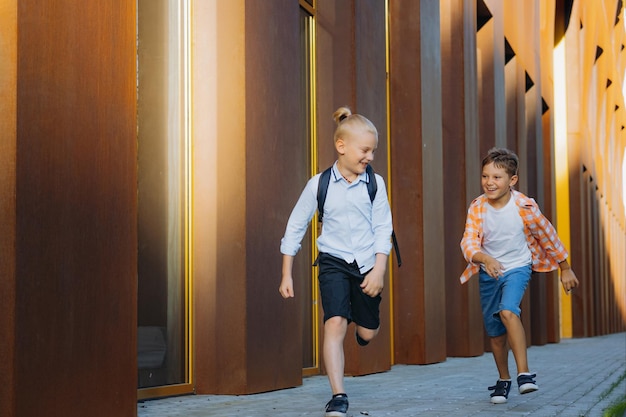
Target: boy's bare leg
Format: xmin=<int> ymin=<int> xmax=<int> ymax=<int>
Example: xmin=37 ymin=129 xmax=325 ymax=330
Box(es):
xmin=324 ymin=316 xmax=348 ymax=394
xmin=500 ymin=309 xmax=529 ymax=373
xmin=490 ymin=334 xmax=511 ymax=380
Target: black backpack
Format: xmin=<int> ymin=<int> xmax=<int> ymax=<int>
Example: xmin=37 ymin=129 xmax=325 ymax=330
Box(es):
xmin=316 ymin=165 xmax=402 ymax=267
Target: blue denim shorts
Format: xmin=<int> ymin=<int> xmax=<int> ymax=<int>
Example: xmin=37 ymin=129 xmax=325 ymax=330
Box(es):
xmin=479 ymin=265 xmax=532 ymax=337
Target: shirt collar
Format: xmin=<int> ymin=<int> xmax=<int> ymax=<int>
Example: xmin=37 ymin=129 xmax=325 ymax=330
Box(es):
xmin=331 ymin=161 xmax=369 ymax=184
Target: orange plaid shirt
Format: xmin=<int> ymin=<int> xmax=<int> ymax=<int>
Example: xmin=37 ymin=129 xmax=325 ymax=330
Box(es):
xmin=459 ymin=190 xmax=568 ymax=284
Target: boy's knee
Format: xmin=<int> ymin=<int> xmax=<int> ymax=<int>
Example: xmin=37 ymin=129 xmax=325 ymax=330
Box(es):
xmin=499 ymin=309 xmax=518 ymax=322
xmin=325 ymin=316 xmax=347 ymax=329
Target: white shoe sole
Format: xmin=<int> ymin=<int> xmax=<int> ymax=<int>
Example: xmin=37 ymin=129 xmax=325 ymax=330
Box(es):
xmin=490 ymin=395 xmax=508 ymax=404
xmin=519 ymin=383 xmax=538 ymax=394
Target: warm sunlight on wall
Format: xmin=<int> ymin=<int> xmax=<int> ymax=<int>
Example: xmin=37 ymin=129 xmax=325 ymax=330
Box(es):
xmin=553 ymin=40 xmax=573 ymax=338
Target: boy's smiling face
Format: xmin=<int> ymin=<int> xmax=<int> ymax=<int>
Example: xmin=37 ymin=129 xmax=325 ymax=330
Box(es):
xmin=335 ymin=128 xmax=377 ymax=180
xmin=481 ymin=162 xmax=518 ymax=208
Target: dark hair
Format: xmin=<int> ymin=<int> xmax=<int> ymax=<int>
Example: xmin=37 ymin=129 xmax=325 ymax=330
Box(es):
xmin=482 ymin=148 xmax=519 ymax=177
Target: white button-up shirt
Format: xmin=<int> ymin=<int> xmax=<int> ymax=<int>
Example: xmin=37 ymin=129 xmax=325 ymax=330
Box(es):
xmin=280 ymin=162 xmax=393 ymax=273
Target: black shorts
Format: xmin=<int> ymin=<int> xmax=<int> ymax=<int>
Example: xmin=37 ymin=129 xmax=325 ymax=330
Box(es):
xmin=317 ymin=252 xmax=381 ymax=329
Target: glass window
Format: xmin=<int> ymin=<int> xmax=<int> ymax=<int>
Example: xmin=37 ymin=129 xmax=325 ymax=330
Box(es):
xmin=136 ymin=0 xmax=191 ymax=395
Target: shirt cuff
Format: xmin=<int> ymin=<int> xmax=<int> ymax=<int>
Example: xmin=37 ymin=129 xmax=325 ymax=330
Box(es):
xmin=280 ymin=240 xmax=301 ymax=256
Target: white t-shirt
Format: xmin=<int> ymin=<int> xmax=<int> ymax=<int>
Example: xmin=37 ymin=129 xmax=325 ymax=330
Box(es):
xmin=482 ymin=195 xmax=532 ymax=272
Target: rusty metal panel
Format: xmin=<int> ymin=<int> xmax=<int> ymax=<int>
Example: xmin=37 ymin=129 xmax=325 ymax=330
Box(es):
xmin=441 ymin=0 xmax=485 ymax=358
xmin=0 ymin=0 xmax=17 ymax=415
xmin=245 ymin=0 xmax=305 ymax=393
xmin=15 ymin=1 xmax=137 ymax=416
xmin=389 ymin=0 xmax=446 ymax=365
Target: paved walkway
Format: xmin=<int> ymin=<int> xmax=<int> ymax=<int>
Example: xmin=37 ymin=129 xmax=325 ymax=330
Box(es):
xmin=138 ymin=332 xmax=626 ymax=417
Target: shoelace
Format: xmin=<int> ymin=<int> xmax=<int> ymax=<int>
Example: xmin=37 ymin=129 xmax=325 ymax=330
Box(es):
xmin=488 ymin=381 xmax=510 ymax=396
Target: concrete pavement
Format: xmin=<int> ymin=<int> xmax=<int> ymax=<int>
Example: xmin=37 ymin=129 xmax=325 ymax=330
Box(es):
xmin=138 ymin=332 xmax=626 ymax=416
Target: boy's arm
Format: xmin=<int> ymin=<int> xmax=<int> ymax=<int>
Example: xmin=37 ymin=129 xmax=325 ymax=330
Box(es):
xmin=279 ymin=254 xmax=295 ymax=298
xmin=281 ymin=179 xmax=318 ymax=252
xmin=558 ymin=259 xmax=579 ymax=294
xmin=360 ymin=252 xmax=388 ymax=297
xmin=525 ymin=199 xmax=568 ymax=263
xmin=279 ymin=176 xmax=319 ymax=300
xmin=525 ymin=200 xmax=578 ymax=292
xmin=471 ymin=252 xmax=504 ymax=279
xmin=371 ymin=176 xmax=394 ymax=255
xmin=460 ymin=198 xmax=483 ymax=264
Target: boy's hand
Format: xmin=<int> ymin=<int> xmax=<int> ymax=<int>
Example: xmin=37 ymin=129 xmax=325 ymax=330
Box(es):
xmin=484 ymin=261 xmax=504 ymax=279
xmin=473 ymin=252 xmax=503 ymax=279
xmin=280 ymin=255 xmax=295 ymax=298
xmin=482 ymin=257 xmax=503 ymax=279
xmin=560 ymin=269 xmax=579 ymax=294
xmin=361 ymin=253 xmax=388 ymax=297
xmin=279 ymin=275 xmax=294 ymax=298
xmin=361 ymin=268 xmax=384 ymax=297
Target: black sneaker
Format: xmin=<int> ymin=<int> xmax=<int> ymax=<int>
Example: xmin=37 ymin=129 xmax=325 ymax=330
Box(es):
xmin=325 ymin=393 xmax=348 ymax=417
xmin=355 ymin=330 xmax=369 ymax=346
xmin=488 ymin=379 xmax=512 ymax=404
xmin=517 ymin=373 xmax=538 ymax=394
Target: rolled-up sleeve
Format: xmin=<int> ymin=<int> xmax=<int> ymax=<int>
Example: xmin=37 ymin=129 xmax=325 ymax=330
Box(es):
xmin=522 ymin=198 xmax=569 ymax=269
xmin=371 ymin=175 xmax=393 ymax=256
xmin=460 ymin=199 xmax=483 ymax=264
xmin=280 ymin=176 xmax=319 ymax=256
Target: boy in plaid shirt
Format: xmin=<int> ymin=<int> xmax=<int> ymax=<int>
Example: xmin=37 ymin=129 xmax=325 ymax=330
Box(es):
xmin=460 ymin=148 xmax=579 ymax=404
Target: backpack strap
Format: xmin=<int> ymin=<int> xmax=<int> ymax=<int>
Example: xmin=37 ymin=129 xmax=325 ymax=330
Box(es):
xmin=317 ymin=167 xmax=332 ymax=223
xmin=365 ymin=164 xmax=377 ymax=203
xmin=367 ymin=165 xmax=402 ymax=267
xmin=391 ymin=231 xmax=402 ymax=267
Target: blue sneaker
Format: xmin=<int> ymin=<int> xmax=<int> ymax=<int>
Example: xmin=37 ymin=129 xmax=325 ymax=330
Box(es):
xmin=325 ymin=393 xmax=348 ymax=417
xmin=488 ymin=379 xmax=512 ymax=404
xmin=517 ymin=373 xmax=538 ymax=394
